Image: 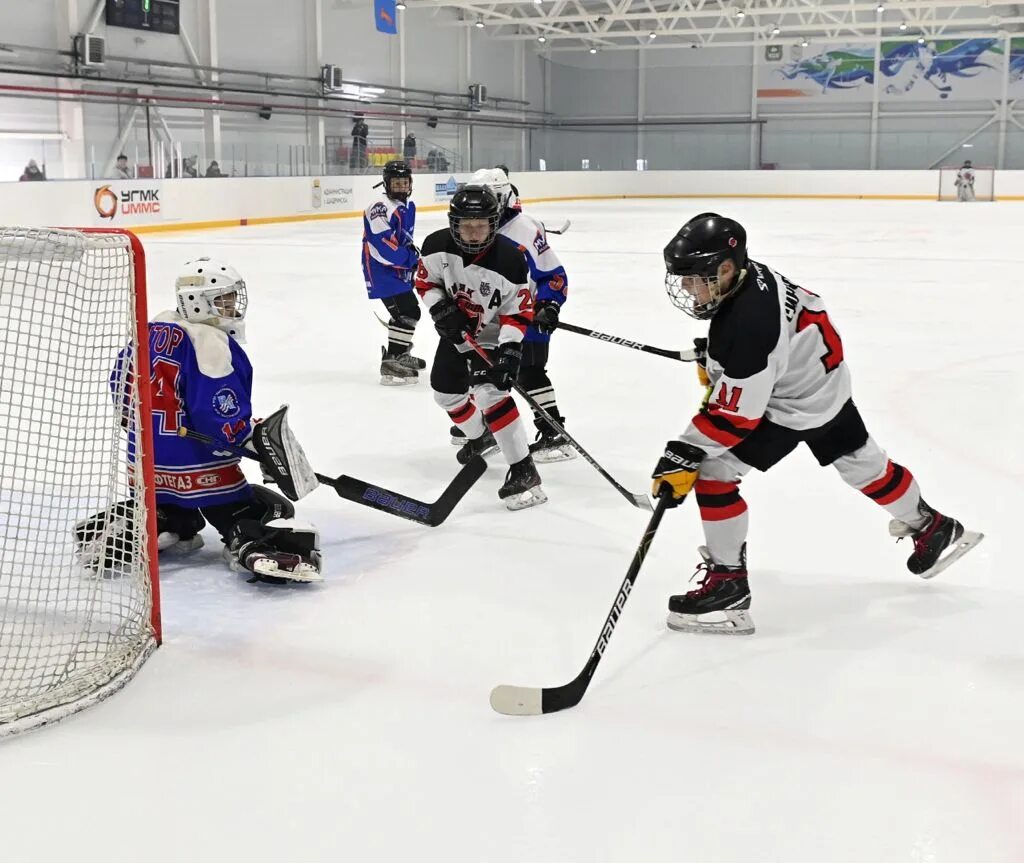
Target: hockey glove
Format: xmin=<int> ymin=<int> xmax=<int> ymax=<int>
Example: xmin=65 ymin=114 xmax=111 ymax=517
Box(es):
xmin=533 ymin=301 xmax=561 ymax=335
xmin=430 ymin=297 xmax=470 ymax=343
xmin=693 ymin=337 xmax=710 ymax=387
xmin=487 ymin=342 xmax=523 ymax=391
xmin=651 ymin=440 xmax=705 ymax=507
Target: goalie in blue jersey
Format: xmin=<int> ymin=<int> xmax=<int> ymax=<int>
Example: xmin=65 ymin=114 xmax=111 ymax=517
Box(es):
xmin=77 ymin=258 xmax=323 ymax=585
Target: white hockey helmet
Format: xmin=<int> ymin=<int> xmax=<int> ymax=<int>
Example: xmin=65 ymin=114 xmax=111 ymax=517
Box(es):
xmin=469 ymin=168 xmax=513 ymax=211
xmin=175 ymin=257 xmax=247 ymax=341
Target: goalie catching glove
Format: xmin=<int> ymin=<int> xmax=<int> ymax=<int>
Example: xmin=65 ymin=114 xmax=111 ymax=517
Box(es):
xmin=651 ymin=441 xmax=705 ymax=507
xmin=246 ymin=405 xmax=318 ymax=502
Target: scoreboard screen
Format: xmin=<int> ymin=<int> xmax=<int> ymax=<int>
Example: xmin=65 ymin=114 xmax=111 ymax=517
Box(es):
xmin=105 ymin=0 xmax=180 ymax=35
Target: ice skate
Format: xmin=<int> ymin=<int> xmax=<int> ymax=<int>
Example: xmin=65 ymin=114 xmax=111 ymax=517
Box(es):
xmin=450 ymin=424 xmax=467 ymax=446
xmin=530 ymin=428 xmax=576 ymax=463
xmin=667 ymin=545 xmax=754 ymax=635
xmin=457 ymin=429 xmax=498 ymax=464
xmin=396 ymin=350 xmax=427 ymax=371
xmin=380 ymin=347 xmax=418 ymax=386
xmin=889 ymin=503 xmax=983 ymax=579
xmin=498 ymin=455 xmax=547 ymax=511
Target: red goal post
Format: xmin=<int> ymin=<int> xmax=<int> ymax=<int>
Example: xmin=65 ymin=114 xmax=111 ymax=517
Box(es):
xmin=0 ymin=227 xmax=160 ymax=737
xmin=937 ymin=165 xmax=995 ymax=201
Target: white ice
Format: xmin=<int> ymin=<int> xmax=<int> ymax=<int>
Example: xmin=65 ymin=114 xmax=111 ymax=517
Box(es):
xmin=2 ymin=198 xmax=1021 ymax=862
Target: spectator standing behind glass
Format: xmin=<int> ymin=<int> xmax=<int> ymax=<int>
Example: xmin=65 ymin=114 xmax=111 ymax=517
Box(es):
xmin=403 ymin=132 xmax=417 ymax=162
xmin=114 ymin=154 xmax=131 ymax=180
xmin=351 ymin=116 xmax=369 ymax=170
xmin=205 ymin=160 xmax=224 ymax=178
xmin=20 ymin=159 xmax=46 ymax=181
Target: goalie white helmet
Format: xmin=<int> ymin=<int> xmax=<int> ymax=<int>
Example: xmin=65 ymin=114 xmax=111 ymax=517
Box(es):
xmin=469 ymin=168 xmax=513 ymax=211
xmin=175 ymin=257 xmax=248 ymax=341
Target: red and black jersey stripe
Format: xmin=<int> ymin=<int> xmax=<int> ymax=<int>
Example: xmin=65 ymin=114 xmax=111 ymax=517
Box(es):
xmin=484 ymin=396 xmax=519 ymax=432
xmin=692 ymin=406 xmax=761 ymax=448
xmin=498 ymin=311 xmax=533 ymax=335
xmin=447 ymin=399 xmax=476 ymax=425
xmin=694 ymin=479 xmax=748 ymax=522
xmin=860 ymin=460 xmax=913 ymax=506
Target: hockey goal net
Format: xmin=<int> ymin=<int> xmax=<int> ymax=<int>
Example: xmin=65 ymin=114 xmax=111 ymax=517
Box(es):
xmin=0 ymin=227 xmax=160 ymax=737
xmin=937 ymin=165 xmax=995 ymax=201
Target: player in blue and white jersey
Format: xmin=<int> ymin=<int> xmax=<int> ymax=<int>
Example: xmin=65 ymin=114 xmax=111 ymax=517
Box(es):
xmin=362 ymin=160 xmax=423 ymax=385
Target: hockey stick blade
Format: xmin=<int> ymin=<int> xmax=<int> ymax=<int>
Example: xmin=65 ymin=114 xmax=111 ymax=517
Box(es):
xmin=322 ymin=456 xmax=487 ymax=527
xmin=179 ymin=427 xmax=486 ymax=526
xmin=490 ymin=490 xmax=673 ymax=716
xmin=542 ymin=219 xmax=571 ymax=235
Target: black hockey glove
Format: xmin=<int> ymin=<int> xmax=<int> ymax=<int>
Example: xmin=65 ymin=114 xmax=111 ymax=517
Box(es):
xmin=430 ymin=297 xmax=470 ymax=343
xmin=533 ymin=301 xmax=561 ymax=335
xmin=651 ymin=440 xmax=705 ymax=507
xmin=486 ymin=342 xmax=523 ymax=391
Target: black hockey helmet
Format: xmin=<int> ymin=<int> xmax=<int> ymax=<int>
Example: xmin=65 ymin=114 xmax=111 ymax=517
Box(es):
xmin=381 ymin=160 xmax=413 ymax=201
xmin=663 ymin=213 xmax=748 ymax=320
xmin=448 ymin=184 xmax=500 ymax=254
xmin=963 ymin=159 xmax=973 ymax=168
xmin=494 ymin=164 xmax=510 ymax=178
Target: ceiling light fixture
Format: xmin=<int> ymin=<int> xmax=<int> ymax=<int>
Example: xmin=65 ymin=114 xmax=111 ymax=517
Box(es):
xmin=771 ymin=25 xmax=781 ymax=35
xmin=537 ymin=35 xmax=546 ymax=43
xmin=917 ymin=35 xmax=926 ymax=44
xmin=800 ymin=39 xmax=809 ymax=47
xmin=396 ymin=1 xmax=406 ymax=9
xmin=876 ymin=3 xmax=885 ymax=12
xmin=899 ymin=21 xmax=908 ymax=30
xmin=736 ymin=8 xmax=745 ymax=17
xmin=648 ymin=31 xmax=657 ymax=40
xmin=589 ymin=46 xmax=598 ymax=54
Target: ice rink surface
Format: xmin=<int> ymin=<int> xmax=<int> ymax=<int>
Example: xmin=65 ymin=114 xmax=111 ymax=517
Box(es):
xmin=2 ymin=197 xmax=1021 ymax=862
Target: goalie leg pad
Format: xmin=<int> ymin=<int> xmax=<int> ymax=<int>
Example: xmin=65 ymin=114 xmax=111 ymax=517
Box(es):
xmin=227 ymin=512 xmax=323 ymax=584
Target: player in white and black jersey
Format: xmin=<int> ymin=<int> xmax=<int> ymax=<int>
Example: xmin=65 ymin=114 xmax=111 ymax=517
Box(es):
xmin=650 ymin=214 xmax=981 ymax=635
xmin=414 ymin=185 xmax=546 ymax=510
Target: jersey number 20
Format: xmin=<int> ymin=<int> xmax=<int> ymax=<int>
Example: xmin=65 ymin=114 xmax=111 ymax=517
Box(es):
xmin=796 ymin=309 xmax=844 ymax=373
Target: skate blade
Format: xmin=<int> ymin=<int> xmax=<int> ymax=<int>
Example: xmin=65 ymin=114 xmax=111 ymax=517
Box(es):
xmin=918 ymin=530 xmax=984 ymax=579
xmin=504 ymin=486 xmax=548 ymax=511
xmin=666 ymin=609 xmax=755 ymax=635
xmin=532 ymin=446 xmax=576 ymax=464
xmin=380 ymin=374 xmax=418 ymax=386
xmin=251 ymin=557 xmax=324 ymax=583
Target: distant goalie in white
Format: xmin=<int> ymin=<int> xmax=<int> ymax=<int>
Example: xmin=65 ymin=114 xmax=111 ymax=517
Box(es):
xmin=956 ymin=160 xmax=976 ymax=202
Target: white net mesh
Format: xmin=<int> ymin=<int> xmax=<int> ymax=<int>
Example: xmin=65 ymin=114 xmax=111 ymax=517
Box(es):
xmin=0 ymin=227 xmax=158 ymax=737
xmin=937 ymin=166 xmax=995 ymax=201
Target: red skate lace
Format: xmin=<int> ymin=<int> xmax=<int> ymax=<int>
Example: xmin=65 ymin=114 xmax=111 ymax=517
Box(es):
xmin=686 ymin=563 xmax=737 ymax=598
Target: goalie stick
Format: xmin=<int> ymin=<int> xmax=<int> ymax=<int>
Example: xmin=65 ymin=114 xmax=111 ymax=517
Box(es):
xmin=177 ymin=427 xmax=486 ymax=527
xmin=557 ymin=321 xmax=698 ymax=363
xmin=462 ymin=332 xmax=652 ymax=512
xmin=490 ymin=488 xmax=673 ymax=716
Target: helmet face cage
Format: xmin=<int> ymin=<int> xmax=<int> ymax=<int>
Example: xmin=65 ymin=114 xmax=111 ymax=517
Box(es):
xmin=383 ymin=161 xmax=413 ymax=201
xmin=663 ymin=251 xmax=737 ymax=320
xmin=449 ymin=211 xmax=500 ymax=254
xmin=175 ymin=258 xmax=248 ymax=336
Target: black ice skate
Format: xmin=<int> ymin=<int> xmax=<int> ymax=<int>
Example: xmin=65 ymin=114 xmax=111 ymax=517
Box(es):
xmin=530 ymin=428 xmax=576 ymax=463
xmin=889 ymin=503 xmax=984 ymax=579
xmin=396 ymin=350 xmax=427 ymax=371
xmin=457 ymin=430 xmax=499 ymax=464
xmin=380 ymin=347 xmax=418 ymax=386
xmin=450 ymin=424 xmax=467 ymax=446
xmin=498 ymin=455 xmax=548 ymax=511
xmin=667 ymin=546 xmax=754 ymax=635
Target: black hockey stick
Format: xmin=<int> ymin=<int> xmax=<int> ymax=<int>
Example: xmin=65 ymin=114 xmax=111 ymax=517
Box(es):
xmin=542 ymin=219 xmax=571 ymax=235
xmin=557 ymin=321 xmax=698 ymax=363
xmin=177 ymin=427 xmax=486 ymax=527
xmin=463 ymin=333 xmax=652 ymax=511
xmin=490 ymin=487 xmax=673 ymax=715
